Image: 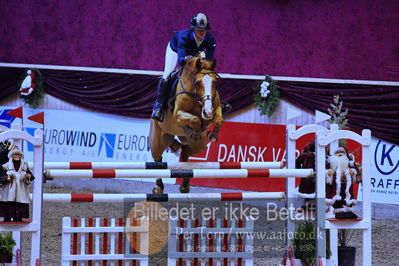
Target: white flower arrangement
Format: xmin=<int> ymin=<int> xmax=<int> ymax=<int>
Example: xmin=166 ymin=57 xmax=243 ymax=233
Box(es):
xmin=253 ymin=76 xmax=280 ymax=117
xmin=260 ymin=81 xmax=271 ymax=98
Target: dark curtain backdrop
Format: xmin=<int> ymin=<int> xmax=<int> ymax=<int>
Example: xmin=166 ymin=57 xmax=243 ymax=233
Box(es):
xmin=1 ymin=67 xmax=398 ymax=145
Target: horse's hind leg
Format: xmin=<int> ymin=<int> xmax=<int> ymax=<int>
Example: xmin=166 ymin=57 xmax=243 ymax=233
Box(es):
xmin=179 ymin=145 xmax=191 ymax=193
xmin=153 ymin=178 xmax=164 ymax=194
xmin=149 ymin=120 xmax=173 ymax=194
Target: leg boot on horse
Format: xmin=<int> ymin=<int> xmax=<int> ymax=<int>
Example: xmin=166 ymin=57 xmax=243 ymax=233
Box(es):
xmin=151 ymin=78 xmax=168 ymax=122
xmin=180 ymin=177 xmax=191 ymax=193
xmin=153 ymin=178 xmax=165 ymax=194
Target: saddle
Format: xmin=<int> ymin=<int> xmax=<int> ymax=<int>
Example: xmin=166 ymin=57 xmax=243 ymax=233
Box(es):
xmin=163 ymin=69 xmax=182 ymax=111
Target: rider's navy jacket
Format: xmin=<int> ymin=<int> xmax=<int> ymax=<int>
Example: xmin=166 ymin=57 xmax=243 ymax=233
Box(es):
xmin=169 ymin=28 xmax=216 ymax=66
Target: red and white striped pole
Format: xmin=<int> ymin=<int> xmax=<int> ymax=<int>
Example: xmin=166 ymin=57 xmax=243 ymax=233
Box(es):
xmin=31 ymin=161 xmax=283 ymax=170
xmin=41 ymin=192 xmax=286 ymax=203
xmin=45 ymin=168 xmax=313 ymax=179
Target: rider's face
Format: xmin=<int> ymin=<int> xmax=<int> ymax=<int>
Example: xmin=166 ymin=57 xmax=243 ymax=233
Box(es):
xmin=194 ymin=29 xmax=206 ymax=41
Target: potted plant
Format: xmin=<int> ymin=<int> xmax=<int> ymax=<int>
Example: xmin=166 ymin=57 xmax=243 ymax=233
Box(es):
xmin=0 ymin=232 xmax=16 ymax=263
xmin=291 ymin=221 xmax=331 ymax=266
xmin=338 ymin=229 xmax=356 ymax=266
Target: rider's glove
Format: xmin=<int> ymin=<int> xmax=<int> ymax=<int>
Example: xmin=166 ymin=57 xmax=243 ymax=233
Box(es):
xmin=184 ymin=55 xmax=193 ymax=62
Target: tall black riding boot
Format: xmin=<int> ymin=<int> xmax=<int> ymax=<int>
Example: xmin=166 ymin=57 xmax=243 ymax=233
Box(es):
xmin=151 ymin=78 xmax=168 ymax=122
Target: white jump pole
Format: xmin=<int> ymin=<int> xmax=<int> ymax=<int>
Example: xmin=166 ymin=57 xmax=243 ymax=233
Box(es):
xmin=41 ymin=192 xmax=286 ymax=203
xmin=31 ymin=161 xmax=283 ymax=169
xmin=45 ymin=168 xmax=314 ymax=179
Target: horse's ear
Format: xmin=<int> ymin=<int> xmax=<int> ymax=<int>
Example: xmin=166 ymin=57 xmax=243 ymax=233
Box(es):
xmin=196 ymin=58 xmax=202 ymax=72
xmin=185 ymin=57 xmax=198 ymax=74
xmin=211 ymin=59 xmax=217 ymax=70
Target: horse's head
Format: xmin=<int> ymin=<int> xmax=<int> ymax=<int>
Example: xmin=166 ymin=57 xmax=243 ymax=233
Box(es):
xmin=184 ymin=57 xmax=218 ymax=120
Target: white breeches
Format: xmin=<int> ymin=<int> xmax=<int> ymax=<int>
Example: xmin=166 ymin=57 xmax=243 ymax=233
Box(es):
xmin=163 ymin=42 xmax=178 ymax=79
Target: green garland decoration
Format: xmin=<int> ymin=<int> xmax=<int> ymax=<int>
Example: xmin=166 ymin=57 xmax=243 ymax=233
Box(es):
xmin=253 ymin=75 xmax=280 ymax=117
xmin=19 ymin=69 xmax=45 ymax=108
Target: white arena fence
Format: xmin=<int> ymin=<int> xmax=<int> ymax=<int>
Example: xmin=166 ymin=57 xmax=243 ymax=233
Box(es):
xmin=61 ymin=216 xmax=254 ymax=266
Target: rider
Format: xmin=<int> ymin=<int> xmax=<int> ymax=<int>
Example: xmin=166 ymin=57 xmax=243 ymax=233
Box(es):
xmin=151 ymin=13 xmax=217 ymax=122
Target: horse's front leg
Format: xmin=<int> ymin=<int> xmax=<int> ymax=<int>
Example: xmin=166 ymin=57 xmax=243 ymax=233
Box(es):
xmin=175 ymin=110 xmax=202 ymax=139
xmin=208 ymin=105 xmax=223 ymax=142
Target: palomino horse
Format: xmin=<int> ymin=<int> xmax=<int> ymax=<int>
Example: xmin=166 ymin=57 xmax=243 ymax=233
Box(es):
xmin=149 ymin=56 xmax=223 ymax=193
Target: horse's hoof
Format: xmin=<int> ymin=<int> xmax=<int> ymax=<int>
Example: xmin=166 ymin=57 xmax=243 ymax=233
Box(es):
xmin=179 ymin=184 xmax=190 ymax=193
xmin=152 ymin=186 xmax=164 ymax=194
xmin=207 ymin=131 xmax=218 ymax=142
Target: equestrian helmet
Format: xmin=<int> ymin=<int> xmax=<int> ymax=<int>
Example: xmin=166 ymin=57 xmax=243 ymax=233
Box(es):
xmin=190 ymin=13 xmax=211 ymax=30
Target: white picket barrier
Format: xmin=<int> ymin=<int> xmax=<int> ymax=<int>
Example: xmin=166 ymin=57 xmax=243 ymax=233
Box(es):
xmin=61 ymin=217 xmax=149 ymax=266
xmin=169 ymin=217 xmax=254 ymax=266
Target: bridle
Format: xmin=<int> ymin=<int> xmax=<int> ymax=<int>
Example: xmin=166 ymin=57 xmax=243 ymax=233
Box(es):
xmin=176 ymin=70 xmax=218 ymax=106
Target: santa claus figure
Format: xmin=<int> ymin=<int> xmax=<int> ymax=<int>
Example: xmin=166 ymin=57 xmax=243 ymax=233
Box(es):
xmin=295 ymin=141 xmax=316 ymax=211
xmin=20 ymin=70 xmax=36 ymax=97
xmin=0 ymin=149 xmax=35 ymax=222
xmin=326 ymin=146 xmax=361 ymax=219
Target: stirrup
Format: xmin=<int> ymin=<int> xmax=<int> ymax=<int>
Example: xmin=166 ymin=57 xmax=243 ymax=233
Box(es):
xmin=151 ymin=107 xmax=164 ymax=122
xmin=221 ymin=102 xmax=232 ymax=116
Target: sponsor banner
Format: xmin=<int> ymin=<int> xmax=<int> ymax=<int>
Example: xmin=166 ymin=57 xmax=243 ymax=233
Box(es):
xmin=369 ymin=138 xmax=399 ymax=204
xmin=7 ymin=108 xmax=179 ymax=183
xmin=21 ymin=109 xmax=178 ymax=163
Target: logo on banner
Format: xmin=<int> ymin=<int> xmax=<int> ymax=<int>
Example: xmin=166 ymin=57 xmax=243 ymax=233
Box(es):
xmin=0 ymin=108 xmax=16 ymax=128
xmin=98 ymin=133 xmax=116 ymax=158
xmin=374 ymin=140 xmax=399 ymax=175
xmin=25 ymin=127 xmax=36 ymax=151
